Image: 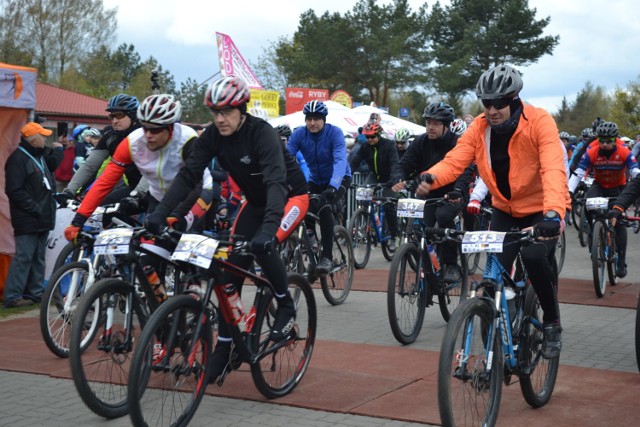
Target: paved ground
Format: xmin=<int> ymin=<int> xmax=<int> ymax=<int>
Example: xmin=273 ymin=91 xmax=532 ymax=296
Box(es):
xmin=1 ymin=225 xmax=639 ymax=426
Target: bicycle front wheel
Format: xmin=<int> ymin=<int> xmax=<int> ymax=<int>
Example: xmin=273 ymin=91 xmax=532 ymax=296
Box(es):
xmin=69 ymin=278 xmax=147 ymax=419
xmin=348 ymin=207 xmax=371 ymax=269
xmin=555 ymin=230 xmax=566 ymax=275
xmin=591 ymin=221 xmax=607 ymax=298
xmin=40 ymin=261 xmax=90 ymax=358
xmin=380 ymin=212 xmax=397 ymax=262
xmin=438 ymin=244 xmax=469 ymax=322
xmin=319 ymin=225 xmax=354 ymax=305
xmin=387 ymin=243 xmax=425 ymax=345
xmin=438 ymin=297 xmax=503 ymax=427
xmin=519 ymin=286 xmax=559 ymax=408
xmin=578 ymin=207 xmax=589 ymax=247
xmin=251 ymin=272 xmax=317 ymax=398
xmin=128 ymin=294 xmax=211 ymax=427
xmin=635 ymin=291 xmax=640 ymax=373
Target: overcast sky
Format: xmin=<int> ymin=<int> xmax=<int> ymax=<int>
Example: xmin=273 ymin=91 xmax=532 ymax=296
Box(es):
xmin=103 ymin=0 xmax=640 ymax=114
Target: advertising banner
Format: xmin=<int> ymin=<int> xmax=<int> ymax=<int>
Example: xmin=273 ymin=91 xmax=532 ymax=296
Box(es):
xmin=215 ymin=32 xmax=263 ymax=89
xmin=249 ymin=89 xmax=280 ymax=119
xmin=285 ymin=87 xmax=329 ymax=114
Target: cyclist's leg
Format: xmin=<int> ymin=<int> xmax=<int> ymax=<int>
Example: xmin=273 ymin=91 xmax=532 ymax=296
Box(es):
xmin=382 ymin=187 xmax=399 ymax=238
xmin=436 ymin=202 xmax=463 ymax=282
xmin=584 ymin=184 xmax=604 ymax=242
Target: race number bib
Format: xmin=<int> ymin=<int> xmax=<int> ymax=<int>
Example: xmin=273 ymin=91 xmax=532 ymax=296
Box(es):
xmin=355 ymin=187 xmax=374 ymax=201
xmin=171 ymin=233 xmax=220 ymax=269
xmin=397 ymin=198 xmax=426 ymax=218
xmin=93 ymin=228 xmax=134 ymax=255
xmin=461 ymin=231 xmax=507 ymax=253
xmin=585 ymin=197 xmax=609 ymax=211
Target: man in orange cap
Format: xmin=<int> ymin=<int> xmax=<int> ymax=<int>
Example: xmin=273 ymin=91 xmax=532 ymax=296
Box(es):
xmin=3 ymin=122 xmax=62 ymax=308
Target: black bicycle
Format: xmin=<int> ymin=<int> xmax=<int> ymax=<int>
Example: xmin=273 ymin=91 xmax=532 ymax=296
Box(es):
xmin=387 ymin=198 xmax=469 ymax=345
xmin=128 ymin=232 xmax=316 ymax=427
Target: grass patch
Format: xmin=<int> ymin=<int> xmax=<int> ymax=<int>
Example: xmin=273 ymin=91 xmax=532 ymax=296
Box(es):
xmin=0 ymin=304 xmax=39 ymax=319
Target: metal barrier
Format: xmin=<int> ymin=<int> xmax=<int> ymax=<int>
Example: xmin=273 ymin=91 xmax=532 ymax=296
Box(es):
xmin=345 ymin=172 xmax=368 ymax=225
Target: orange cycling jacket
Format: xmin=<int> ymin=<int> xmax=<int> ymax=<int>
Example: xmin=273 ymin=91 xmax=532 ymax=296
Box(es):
xmin=427 ymin=103 xmax=570 ymax=219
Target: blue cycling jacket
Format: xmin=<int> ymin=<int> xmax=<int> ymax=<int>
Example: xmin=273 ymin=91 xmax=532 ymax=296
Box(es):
xmin=287 ymin=123 xmax=351 ymax=190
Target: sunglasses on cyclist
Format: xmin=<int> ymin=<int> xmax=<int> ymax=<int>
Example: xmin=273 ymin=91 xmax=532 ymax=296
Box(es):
xmin=481 ymin=98 xmax=512 ymax=110
xmin=598 ymin=137 xmax=615 ymax=144
xmin=365 ymin=135 xmax=378 ymax=140
xmin=142 ymin=125 xmax=169 ymax=134
xmin=108 ymin=111 xmax=127 ymax=120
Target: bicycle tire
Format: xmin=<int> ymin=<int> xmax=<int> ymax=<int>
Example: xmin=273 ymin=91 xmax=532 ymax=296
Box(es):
xmin=348 ymin=207 xmax=371 ymax=269
xmin=555 ymin=230 xmax=566 ymax=276
xmin=519 ymin=285 xmax=559 ymax=408
xmin=380 ymin=211 xmax=396 ymax=262
xmin=319 ymin=225 xmax=354 ymax=305
xmin=438 ymin=244 xmax=469 ymax=322
xmin=591 ymin=221 xmax=607 ymax=298
xmin=386 ymin=243 xmax=425 ymax=345
xmin=251 ymin=272 xmax=317 ymax=398
xmin=571 ymin=200 xmax=582 ymax=231
xmin=128 ymin=294 xmax=211 ymax=427
xmin=606 ymin=227 xmax=617 ymax=287
xmin=40 ymin=261 xmax=90 ymax=358
xmin=578 ymin=207 xmax=589 ymax=247
xmin=635 ymin=291 xmax=640 ymax=373
xmin=438 ymin=297 xmax=502 ymax=427
xmin=52 ymin=241 xmax=82 ymax=273
xmin=69 ymin=278 xmax=147 ymax=419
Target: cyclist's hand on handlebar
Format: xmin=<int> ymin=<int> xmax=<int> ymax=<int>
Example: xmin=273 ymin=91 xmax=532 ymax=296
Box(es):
xmin=166 ymin=215 xmax=187 ymax=231
xmin=321 ymin=186 xmax=336 ymax=202
xmin=415 ymin=173 xmax=435 ymax=196
xmin=64 ymin=225 xmax=81 ymax=243
xmin=54 ymin=190 xmax=76 ymax=205
xmin=144 ymin=212 xmax=166 ymax=234
xmin=467 ymin=200 xmax=482 ymax=215
xmin=607 ymin=206 xmax=624 ymax=226
xmin=251 ymin=231 xmax=275 ymax=254
xmin=391 ymin=180 xmax=406 ymax=192
xmin=534 ymin=211 xmax=561 ymax=239
xmin=445 ymin=189 xmax=462 ymax=203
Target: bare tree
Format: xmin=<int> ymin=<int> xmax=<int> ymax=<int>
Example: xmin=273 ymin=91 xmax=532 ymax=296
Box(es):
xmin=0 ymin=0 xmax=117 ymax=82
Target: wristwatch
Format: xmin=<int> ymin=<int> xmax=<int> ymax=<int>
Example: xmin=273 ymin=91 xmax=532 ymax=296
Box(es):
xmin=544 ymin=210 xmax=559 ymax=220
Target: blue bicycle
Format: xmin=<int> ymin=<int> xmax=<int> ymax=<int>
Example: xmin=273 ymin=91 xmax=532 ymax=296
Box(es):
xmin=348 ymin=184 xmax=398 ymax=269
xmin=437 ymin=228 xmax=559 ymax=426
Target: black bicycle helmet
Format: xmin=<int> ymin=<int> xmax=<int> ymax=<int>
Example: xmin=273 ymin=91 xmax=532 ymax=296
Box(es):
xmin=275 ymin=124 xmax=292 ymax=138
xmin=107 ymin=94 xmax=139 ymax=112
xmin=596 ymin=121 xmax=618 ymax=138
xmin=422 ymin=102 xmax=455 ymax=125
xmin=591 ymin=117 xmax=604 ymax=132
xmin=475 ymin=64 xmax=523 ymax=100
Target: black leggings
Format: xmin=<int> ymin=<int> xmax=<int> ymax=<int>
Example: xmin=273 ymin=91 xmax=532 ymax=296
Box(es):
xmin=585 ymin=184 xmax=627 ymax=261
xmin=308 ymin=176 xmax=352 ymax=259
xmin=490 ymin=209 xmax=560 ymax=323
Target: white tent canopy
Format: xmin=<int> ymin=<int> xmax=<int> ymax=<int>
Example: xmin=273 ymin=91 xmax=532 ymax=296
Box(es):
xmin=268 ymin=100 xmax=425 ymax=139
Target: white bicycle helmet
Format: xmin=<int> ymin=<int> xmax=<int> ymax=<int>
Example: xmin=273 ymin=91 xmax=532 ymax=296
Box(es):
xmin=137 ymin=94 xmax=182 ymax=126
xmin=394 ymin=128 xmax=411 ymax=143
xmin=450 ymin=118 xmax=467 ymax=136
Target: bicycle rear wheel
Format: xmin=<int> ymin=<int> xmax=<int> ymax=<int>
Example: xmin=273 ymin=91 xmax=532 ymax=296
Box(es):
xmin=69 ymin=278 xmax=147 ymax=419
xmin=591 ymin=221 xmax=607 ymax=298
xmin=438 ymin=244 xmax=469 ymax=322
xmin=320 ymin=225 xmax=354 ymax=305
xmin=40 ymin=261 xmax=90 ymax=358
xmin=251 ymin=273 xmax=316 ymax=398
xmin=348 ymin=208 xmax=371 ymax=269
xmin=386 ymin=243 xmax=425 ymax=345
xmin=519 ymin=286 xmax=559 ymax=407
xmin=128 ymin=295 xmax=211 ymax=427
xmin=438 ymin=297 xmax=502 ymax=427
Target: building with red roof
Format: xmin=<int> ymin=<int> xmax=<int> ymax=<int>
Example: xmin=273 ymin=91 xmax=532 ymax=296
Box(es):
xmin=36 ymin=83 xmax=109 ymax=137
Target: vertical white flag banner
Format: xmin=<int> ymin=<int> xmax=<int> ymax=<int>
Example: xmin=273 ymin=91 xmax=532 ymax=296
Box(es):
xmin=216 ymin=32 xmax=263 ymax=90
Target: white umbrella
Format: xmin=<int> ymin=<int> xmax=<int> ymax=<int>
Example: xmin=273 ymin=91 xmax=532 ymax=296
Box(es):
xmin=268 ymin=100 xmax=425 ymax=139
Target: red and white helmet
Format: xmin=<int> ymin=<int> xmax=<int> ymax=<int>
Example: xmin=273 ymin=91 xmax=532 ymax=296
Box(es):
xmin=204 ymin=76 xmax=251 ymax=109
xmin=137 ymin=94 xmax=182 ymax=126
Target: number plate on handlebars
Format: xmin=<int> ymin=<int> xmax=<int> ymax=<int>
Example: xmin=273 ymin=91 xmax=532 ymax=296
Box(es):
xmin=93 ymin=228 xmax=134 ymax=255
xmin=585 ymin=197 xmax=609 ymax=211
xmin=355 ymin=187 xmax=374 ymax=201
xmin=171 ymin=233 xmax=220 ymax=268
xmin=397 ymin=198 xmax=426 ymax=218
xmin=461 ymin=231 xmax=506 ymax=253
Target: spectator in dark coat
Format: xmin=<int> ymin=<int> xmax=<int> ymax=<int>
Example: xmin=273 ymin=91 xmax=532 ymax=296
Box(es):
xmin=3 ymin=122 xmax=62 ymax=308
